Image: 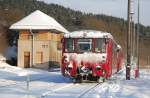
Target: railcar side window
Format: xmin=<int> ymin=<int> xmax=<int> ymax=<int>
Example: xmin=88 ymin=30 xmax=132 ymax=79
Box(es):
xmin=95 ymin=38 xmax=106 ymax=53
xmin=65 ymin=39 xmax=74 ymax=52
xmin=77 ymin=39 xmax=92 ymax=52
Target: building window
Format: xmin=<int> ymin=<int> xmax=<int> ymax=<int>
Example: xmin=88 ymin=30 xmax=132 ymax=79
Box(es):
xmin=42 ymin=44 xmax=48 ymax=48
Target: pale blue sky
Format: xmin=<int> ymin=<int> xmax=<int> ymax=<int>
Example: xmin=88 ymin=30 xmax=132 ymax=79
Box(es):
xmin=39 ymin=0 xmax=150 ymax=26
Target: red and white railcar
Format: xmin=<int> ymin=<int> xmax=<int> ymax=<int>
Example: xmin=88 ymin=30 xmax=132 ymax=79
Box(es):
xmin=61 ymin=30 xmax=123 ymax=82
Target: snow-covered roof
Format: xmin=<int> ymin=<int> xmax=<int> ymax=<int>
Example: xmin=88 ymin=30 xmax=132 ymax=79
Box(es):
xmin=10 ymin=10 xmax=69 ymax=33
xmin=64 ymin=30 xmax=113 ymax=39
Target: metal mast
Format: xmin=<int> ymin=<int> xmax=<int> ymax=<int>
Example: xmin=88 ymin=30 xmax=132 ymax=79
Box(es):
xmin=137 ymin=0 xmax=140 ymax=77
xmin=126 ymin=0 xmax=131 ymax=80
xmin=130 ymin=0 xmax=135 ymax=63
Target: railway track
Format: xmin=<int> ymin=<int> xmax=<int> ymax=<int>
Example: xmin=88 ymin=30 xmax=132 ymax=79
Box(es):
xmin=39 ymin=83 xmax=75 ymax=98
xmin=39 ymin=82 xmax=102 ymax=98
xmin=76 ymin=83 xmax=101 ymax=98
xmin=0 ymin=74 xmax=115 ymax=98
xmin=39 ymin=76 xmax=120 ymax=98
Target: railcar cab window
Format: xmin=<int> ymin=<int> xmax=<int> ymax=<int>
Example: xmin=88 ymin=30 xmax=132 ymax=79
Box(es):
xmin=77 ymin=39 xmax=92 ymax=52
xmin=65 ymin=39 xmax=74 ymax=52
xmin=95 ymin=38 xmax=106 ymax=53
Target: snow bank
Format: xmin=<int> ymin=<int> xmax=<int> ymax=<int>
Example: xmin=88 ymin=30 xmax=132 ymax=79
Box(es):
xmin=0 ymin=54 xmax=6 ymax=61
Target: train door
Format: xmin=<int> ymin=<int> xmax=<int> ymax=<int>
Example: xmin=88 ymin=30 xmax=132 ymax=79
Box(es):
xmin=112 ymin=42 xmax=117 ymax=74
xmin=24 ymin=52 xmax=30 ymax=68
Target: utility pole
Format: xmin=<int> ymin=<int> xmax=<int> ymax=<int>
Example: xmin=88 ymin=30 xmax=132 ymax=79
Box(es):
xmin=126 ymin=0 xmax=131 ymax=80
xmin=130 ymin=12 xmax=134 ymax=61
xmin=137 ymin=0 xmax=140 ymax=77
xmin=130 ymin=0 xmax=135 ymax=63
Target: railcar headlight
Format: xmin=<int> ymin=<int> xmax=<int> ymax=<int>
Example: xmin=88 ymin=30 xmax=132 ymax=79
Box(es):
xmin=101 ymin=55 xmax=106 ymax=64
xmin=64 ymin=59 xmax=68 ymax=63
xmin=68 ymin=62 xmax=73 ymax=69
xmin=102 ymin=69 xmax=106 ymax=75
xmin=64 ymin=55 xmax=69 ymax=64
xmin=96 ymin=65 xmax=101 ymax=70
xmin=101 ymin=60 xmax=106 ymax=64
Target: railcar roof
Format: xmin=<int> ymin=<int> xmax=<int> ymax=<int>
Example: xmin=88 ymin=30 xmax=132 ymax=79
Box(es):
xmin=64 ymin=30 xmax=114 ymax=39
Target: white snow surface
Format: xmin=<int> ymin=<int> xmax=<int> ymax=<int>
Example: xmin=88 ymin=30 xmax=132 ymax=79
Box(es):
xmin=64 ymin=53 xmax=107 ymax=64
xmin=0 ymin=55 xmax=6 ymax=61
xmin=64 ymin=30 xmax=113 ymax=39
xmin=0 ymin=61 xmax=150 ymax=98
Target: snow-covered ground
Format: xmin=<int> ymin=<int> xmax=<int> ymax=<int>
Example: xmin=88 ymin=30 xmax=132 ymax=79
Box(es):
xmin=0 ymin=60 xmax=150 ymax=98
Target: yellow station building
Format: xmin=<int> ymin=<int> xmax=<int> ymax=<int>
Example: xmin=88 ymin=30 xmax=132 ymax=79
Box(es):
xmin=10 ymin=10 xmax=69 ymax=69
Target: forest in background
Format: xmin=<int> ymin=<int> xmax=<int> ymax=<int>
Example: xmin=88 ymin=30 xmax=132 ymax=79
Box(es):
xmin=0 ymin=0 xmax=149 ymax=66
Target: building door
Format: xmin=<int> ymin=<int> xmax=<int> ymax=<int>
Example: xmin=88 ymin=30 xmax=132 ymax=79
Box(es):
xmin=24 ymin=52 xmax=30 ymax=68
xmin=36 ymin=52 xmax=43 ymax=64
